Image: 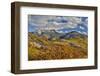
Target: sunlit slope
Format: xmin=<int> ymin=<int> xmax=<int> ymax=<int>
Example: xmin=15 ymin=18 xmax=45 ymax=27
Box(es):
xmin=28 ymin=32 xmax=88 ymax=60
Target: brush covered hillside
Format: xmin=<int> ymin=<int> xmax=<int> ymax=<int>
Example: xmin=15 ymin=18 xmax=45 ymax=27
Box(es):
xmin=28 ymin=30 xmax=88 ymax=60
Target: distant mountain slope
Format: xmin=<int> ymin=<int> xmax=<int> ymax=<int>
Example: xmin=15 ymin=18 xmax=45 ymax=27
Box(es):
xmin=31 ymin=30 xmax=65 ymax=40
xmin=30 ymin=30 xmax=87 ymax=40
xmin=60 ymin=31 xmax=87 ymax=39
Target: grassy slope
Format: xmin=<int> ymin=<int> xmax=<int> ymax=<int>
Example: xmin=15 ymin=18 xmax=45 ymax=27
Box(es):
xmin=28 ymin=33 xmax=88 ymax=60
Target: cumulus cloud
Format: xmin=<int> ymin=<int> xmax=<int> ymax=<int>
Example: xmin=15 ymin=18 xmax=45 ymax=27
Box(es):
xmin=28 ymin=15 xmax=87 ymax=31
xmin=84 ymin=18 xmax=88 ymax=26
xmin=82 ymin=31 xmax=87 ymax=35
xmin=81 ymin=18 xmax=88 ymax=26
xmin=79 ymin=26 xmax=85 ymax=30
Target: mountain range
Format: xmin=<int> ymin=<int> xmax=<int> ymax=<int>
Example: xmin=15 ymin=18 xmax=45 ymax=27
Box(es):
xmin=30 ymin=30 xmax=87 ymax=40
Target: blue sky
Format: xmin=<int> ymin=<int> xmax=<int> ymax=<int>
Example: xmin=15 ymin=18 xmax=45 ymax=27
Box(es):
xmin=28 ymin=15 xmax=88 ymax=35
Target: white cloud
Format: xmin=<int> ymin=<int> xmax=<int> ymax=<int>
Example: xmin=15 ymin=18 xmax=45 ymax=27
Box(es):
xmin=84 ymin=18 xmax=88 ymax=26
xmin=82 ymin=31 xmax=87 ymax=35
xmin=28 ymin=15 xmax=83 ymax=31
xmin=81 ymin=18 xmax=88 ymax=26
xmin=77 ymin=31 xmax=87 ymax=35
xmin=56 ymin=30 xmax=64 ymax=33
xmin=79 ymin=26 xmax=85 ymax=30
